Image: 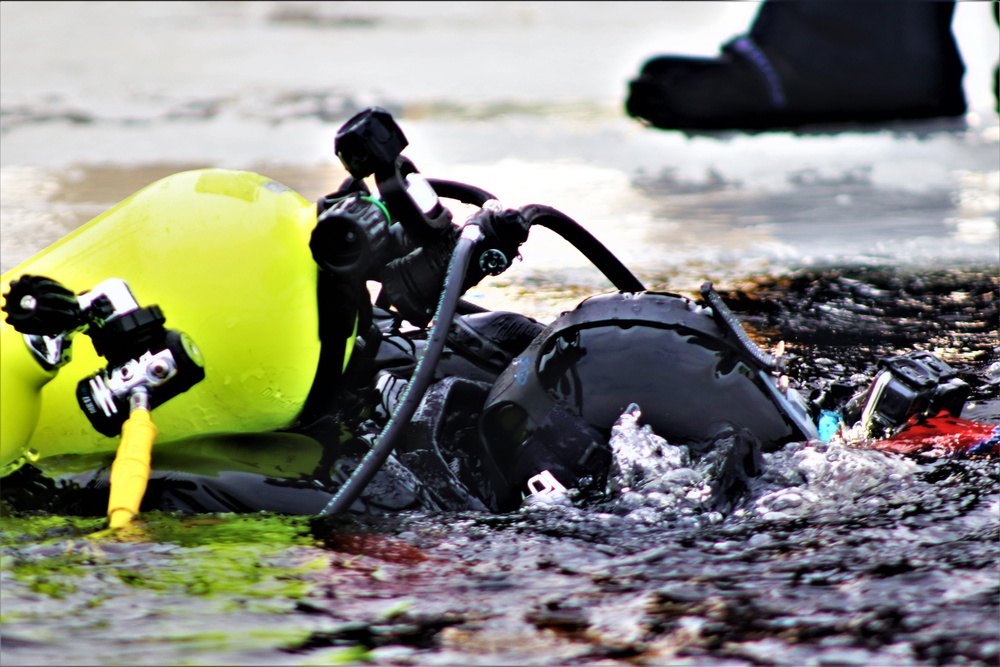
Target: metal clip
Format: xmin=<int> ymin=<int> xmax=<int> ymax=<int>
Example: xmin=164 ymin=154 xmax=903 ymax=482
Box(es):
xmin=526 ymin=470 xmax=568 ymax=498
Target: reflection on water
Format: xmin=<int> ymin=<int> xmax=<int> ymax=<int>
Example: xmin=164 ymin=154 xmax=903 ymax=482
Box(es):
xmin=949 ymin=169 xmax=1000 ymax=245
xmin=4 ymin=157 xmax=996 ymax=311
xmin=1 ymin=166 xmax=73 ymax=275
xmin=0 ymin=163 xmax=350 ymax=275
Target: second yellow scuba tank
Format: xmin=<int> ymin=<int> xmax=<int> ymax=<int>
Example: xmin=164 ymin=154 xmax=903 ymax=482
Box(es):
xmin=1 ymin=169 xmax=355 ymax=476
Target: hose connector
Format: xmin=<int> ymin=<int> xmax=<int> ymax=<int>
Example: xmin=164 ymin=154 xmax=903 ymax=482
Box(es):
xmin=107 ymin=388 xmax=158 ymax=529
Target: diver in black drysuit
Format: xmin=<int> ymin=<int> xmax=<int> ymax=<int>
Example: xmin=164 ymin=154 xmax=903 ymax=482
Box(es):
xmin=3 ymin=283 xmax=818 ymax=518
xmin=2 ymin=280 xmax=973 ymax=518
xmin=2 ymin=172 xmax=975 ymax=519
xmin=1 ymin=105 xmax=974 ymax=519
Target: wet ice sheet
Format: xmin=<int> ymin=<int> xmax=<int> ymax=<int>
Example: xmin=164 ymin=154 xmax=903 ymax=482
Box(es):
xmin=2 ymin=123 xmax=998 ymax=301
xmin=3 ymin=2 xmax=999 ymax=293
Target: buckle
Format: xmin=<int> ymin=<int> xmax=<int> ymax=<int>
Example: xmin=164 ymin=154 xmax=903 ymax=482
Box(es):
xmin=526 ymin=470 xmax=567 ymax=498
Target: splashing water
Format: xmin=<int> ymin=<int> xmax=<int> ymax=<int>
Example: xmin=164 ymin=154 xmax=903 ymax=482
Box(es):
xmin=750 ymin=440 xmax=917 ymax=520
xmin=603 ymin=404 xmax=717 ymax=527
xmin=566 ymin=404 xmax=925 ymax=531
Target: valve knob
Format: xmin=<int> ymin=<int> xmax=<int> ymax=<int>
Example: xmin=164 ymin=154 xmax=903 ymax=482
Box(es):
xmin=2 ymin=275 xmax=84 ymax=336
xmin=335 ymin=107 xmax=408 ymax=180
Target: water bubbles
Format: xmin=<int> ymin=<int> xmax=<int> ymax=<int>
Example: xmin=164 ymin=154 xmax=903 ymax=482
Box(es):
xmin=703 ymin=511 xmax=724 ymax=525
xmin=601 ymin=402 xmax=928 ymax=529
xmin=796 ymin=443 xmax=917 ymax=500
xmin=748 ymin=440 xmax=921 ymax=524
xmin=604 ymin=405 xmax=751 ymax=527
xmin=625 ymin=506 xmax=662 ymax=525
xmin=606 ymin=404 xmax=690 ymax=498
xmin=754 ymin=488 xmax=822 ymax=519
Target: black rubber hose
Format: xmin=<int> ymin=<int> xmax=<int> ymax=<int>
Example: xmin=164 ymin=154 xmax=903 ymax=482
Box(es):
xmin=519 ymin=204 xmax=645 ymax=293
xmin=699 ymin=282 xmax=782 ymax=371
xmin=318 ymin=224 xmax=484 ymax=516
xmin=425 ymin=178 xmax=495 ymax=315
xmin=428 ymin=179 xmax=498 ymax=208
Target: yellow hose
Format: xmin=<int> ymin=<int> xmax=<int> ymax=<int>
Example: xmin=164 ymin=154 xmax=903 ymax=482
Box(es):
xmin=107 ymin=404 xmax=157 ymax=529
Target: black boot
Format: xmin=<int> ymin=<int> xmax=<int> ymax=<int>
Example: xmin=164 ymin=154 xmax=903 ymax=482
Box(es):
xmin=626 ymin=1 xmax=967 ymax=132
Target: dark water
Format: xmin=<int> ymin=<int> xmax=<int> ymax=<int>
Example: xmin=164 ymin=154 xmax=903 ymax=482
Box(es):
xmin=3 ymin=267 xmax=997 ymax=666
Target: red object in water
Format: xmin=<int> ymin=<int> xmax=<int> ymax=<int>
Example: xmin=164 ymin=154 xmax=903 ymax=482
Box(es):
xmin=871 ymin=412 xmax=1000 ymax=457
xmin=324 ymin=532 xmax=430 ymax=565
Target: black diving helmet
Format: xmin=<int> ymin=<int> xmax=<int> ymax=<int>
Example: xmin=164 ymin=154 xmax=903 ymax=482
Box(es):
xmin=478 ymin=290 xmax=816 ymax=511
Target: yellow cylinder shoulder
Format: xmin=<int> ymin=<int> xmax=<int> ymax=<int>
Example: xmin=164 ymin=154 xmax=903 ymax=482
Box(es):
xmin=1 ymin=169 xmax=325 ymax=471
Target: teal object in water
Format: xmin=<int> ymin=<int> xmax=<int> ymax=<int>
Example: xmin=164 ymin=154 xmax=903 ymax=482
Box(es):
xmin=817 ymin=410 xmax=842 ymax=442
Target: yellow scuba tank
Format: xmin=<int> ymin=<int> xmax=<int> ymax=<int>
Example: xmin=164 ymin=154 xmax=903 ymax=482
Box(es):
xmin=0 ymin=315 xmax=57 ymax=474
xmin=0 ymin=169 xmax=354 ymax=476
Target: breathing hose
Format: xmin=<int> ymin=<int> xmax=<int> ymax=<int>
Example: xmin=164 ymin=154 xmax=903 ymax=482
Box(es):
xmin=699 ymin=282 xmax=782 ymax=371
xmin=428 ymin=179 xmax=497 ymax=208
xmin=317 ymin=197 xmax=644 ymax=516
xmin=107 ymin=388 xmax=157 ymax=529
xmin=428 ymin=180 xmax=497 ymax=316
xmin=519 ymin=204 xmax=645 ymax=293
xmin=318 ymin=223 xmax=485 ymax=516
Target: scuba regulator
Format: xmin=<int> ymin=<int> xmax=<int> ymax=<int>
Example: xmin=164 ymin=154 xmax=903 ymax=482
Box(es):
xmin=3 ymin=275 xmax=205 ymax=527
xmin=310 ymin=108 xmax=644 ymax=324
xmin=3 ymin=275 xmax=205 ymax=436
xmin=310 ymin=106 xmax=530 ymax=327
xmin=309 ymin=107 xmax=648 ymax=515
